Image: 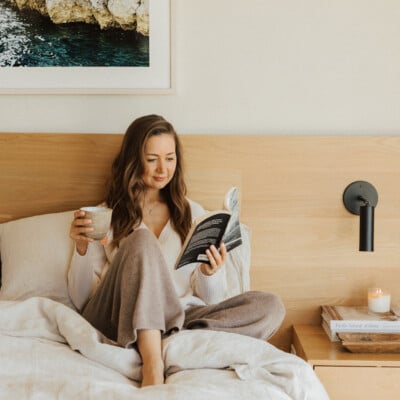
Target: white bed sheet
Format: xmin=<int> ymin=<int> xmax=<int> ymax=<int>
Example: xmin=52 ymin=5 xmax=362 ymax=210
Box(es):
xmin=0 ymin=297 xmax=329 ymax=399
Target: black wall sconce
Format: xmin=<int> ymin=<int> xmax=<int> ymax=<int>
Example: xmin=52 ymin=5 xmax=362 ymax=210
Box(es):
xmin=343 ymin=181 xmax=378 ymax=252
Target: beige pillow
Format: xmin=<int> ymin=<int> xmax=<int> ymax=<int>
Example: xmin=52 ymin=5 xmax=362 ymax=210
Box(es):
xmin=0 ymin=211 xmax=75 ymax=308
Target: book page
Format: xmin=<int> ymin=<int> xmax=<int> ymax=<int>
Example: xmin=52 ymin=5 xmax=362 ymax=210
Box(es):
xmin=221 ymin=187 xmax=242 ymax=252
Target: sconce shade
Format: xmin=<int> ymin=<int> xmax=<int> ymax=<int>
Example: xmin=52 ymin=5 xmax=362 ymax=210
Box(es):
xmin=359 ymin=204 xmax=374 ymax=251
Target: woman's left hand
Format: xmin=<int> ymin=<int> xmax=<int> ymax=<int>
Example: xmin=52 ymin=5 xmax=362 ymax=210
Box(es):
xmin=199 ymin=242 xmax=227 ymax=276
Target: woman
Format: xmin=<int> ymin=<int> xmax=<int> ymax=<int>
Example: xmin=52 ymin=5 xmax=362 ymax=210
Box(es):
xmin=68 ymin=114 xmax=285 ymax=387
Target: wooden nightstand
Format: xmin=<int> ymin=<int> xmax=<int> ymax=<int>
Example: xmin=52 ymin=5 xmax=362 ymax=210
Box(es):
xmin=292 ymin=325 xmax=400 ymax=400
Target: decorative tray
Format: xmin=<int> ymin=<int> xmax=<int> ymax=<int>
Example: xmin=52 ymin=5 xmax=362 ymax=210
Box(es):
xmin=338 ymin=332 xmax=400 ymax=353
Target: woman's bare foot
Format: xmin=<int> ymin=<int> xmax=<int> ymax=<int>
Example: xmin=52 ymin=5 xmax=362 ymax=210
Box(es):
xmin=141 ymin=358 xmax=165 ymax=387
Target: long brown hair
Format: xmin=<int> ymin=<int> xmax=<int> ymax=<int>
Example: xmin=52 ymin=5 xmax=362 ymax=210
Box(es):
xmin=106 ymin=115 xmax=192 ymax=247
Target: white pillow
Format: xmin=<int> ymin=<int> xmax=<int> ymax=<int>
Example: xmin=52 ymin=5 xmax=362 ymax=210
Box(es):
xmin=0 ymin=211 xmax=75 ymax=308
xmin=223 ymin=223 xmax=251 ymax=298
xmin=0 ymin=211 xmax=251 ymax=307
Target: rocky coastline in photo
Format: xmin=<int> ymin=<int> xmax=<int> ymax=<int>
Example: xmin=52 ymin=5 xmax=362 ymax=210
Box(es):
xmin=4 ymin=0 xmax=149 ymax=34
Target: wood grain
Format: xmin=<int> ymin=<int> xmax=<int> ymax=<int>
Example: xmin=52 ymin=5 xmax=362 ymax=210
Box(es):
xmin=2 ymin=133 xmax=400 ymax=351
xmin=293 ymin=325 xmax=400 ymax=399
xmin=338 ymin=332 xmax=400 ymax=353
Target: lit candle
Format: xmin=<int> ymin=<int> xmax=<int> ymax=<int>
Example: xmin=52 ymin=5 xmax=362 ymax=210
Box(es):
xmin=368 ymin=288 xmax=391 ymax=313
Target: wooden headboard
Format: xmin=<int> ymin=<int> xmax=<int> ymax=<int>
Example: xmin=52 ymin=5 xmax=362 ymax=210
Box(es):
xmin=2 ymin=133 xmax=400 ymax=351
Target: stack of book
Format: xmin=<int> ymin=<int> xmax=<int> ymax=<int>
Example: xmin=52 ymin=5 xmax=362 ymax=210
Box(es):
xmin=321 ymin=305 xmax=400 ymax=342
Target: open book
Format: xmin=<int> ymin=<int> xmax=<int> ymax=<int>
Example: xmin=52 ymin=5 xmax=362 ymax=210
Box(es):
xmin=175 ymin=187 xmax=243 ymax=269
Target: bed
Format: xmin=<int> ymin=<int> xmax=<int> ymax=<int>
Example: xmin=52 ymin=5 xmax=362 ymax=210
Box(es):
xmin=0 ymin=133 xmax=329 ymax=399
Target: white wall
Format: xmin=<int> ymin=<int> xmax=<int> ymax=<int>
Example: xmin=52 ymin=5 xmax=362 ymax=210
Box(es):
xmin=1 ymin=0 xmax=400 ymax=135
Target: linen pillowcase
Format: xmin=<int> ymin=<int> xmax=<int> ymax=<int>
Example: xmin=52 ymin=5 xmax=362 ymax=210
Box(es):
xmin=223 ymin=223 xmax=251 ymax=298
xmin=0 ymin=211 xmax=75 ymax=308
xmin=0 ymin=211 xmax=251 ymax=308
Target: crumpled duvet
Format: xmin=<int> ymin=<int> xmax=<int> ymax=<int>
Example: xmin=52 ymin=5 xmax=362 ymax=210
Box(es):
xmin=0 ymin=297 xmax=329 ymax=399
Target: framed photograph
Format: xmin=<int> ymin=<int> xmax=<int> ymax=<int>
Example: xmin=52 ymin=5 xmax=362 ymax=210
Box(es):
xmin=0 ymin=0 xmax=172 ymax=94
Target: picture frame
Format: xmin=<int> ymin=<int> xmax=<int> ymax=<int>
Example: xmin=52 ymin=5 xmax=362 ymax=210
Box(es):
xmin=0 ymin=0 xmax=172 ymax=94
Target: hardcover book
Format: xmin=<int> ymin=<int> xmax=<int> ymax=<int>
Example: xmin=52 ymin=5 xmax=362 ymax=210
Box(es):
xmin=321 ymin=305 xmax=400 ymax=341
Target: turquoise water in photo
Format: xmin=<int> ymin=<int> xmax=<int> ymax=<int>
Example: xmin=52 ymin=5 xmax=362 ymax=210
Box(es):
xmin=0 ymin=1 xmax=149 ymax=67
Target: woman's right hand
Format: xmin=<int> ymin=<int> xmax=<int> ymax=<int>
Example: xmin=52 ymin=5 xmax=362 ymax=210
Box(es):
xmin=69 ymin=210 xmax=94 ymax=256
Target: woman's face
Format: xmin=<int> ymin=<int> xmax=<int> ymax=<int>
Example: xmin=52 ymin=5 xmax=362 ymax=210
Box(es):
xmin=142 ymin=133 xmax=177 ymax=190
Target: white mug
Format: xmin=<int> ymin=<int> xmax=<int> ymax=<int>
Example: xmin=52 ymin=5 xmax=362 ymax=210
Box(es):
xmin=80 ymin=206 xmax=112 ymax=240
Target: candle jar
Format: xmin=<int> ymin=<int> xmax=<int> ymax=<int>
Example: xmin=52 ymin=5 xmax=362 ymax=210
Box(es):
xmin=368 ymin=288 xmax=391 ymax=313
